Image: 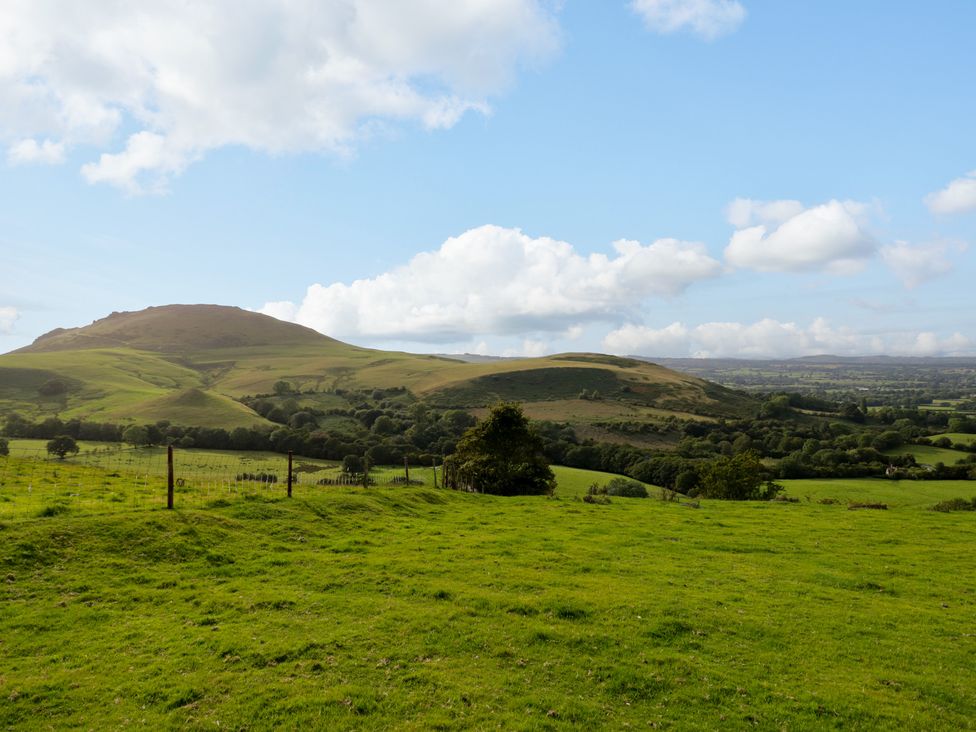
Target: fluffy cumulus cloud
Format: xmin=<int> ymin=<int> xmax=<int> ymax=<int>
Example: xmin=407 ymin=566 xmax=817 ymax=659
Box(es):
xmin=724 ymin=198 xmax=876 ymax=274
xmin=631 ymin=0 xmax=746 ymax=40
xmin=0 ymin=0 xmax=559 ymax=192
xmin=925 ymin=170 xmax=976 ymax=215
xmin=603 ymin=317 xmax=972 ymax=358
xmin=0 ymin=306 xmax=19 ymax=334
xmin=7 ymin=137 xmax=64 ymax=165
xmin=880 ymin=240 xmax=962 ymax=289
xmin=260 ymin=224 xmax=721 ymax=343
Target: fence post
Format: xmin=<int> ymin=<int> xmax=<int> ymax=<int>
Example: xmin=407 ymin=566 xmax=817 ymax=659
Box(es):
xmin=167 ymin=445 xmax=174 ymax=509
xmin=287 ymin=451 xmax=293 ymax=498
xmin=432 ymin=456 xmax=438 ymax=488
xmin=363 ymin=456 xmax=370 ymax=489
xmin=403 ymin=456 xmax=410 ymax=485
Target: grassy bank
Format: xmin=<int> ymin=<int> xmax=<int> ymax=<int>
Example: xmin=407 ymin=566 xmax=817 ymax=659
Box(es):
xmin=2 ymin=479 xmax=975 ymax=729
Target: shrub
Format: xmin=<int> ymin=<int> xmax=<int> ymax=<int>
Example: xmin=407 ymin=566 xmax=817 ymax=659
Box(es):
xmin=604 ymin=477 xmax=648 ymax=498
xmin=582 ymin=493 xmax=611 ymax=505
xmin=236 ymin=472 xmax=278 ymax=483
xmin=932 ymin=497 xmax=976 ymax=512
xmin=848 ymin=502 xmax=888 ymax=510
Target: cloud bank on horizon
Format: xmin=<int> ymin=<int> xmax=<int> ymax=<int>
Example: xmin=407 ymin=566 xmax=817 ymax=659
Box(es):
xmin=261 ymin=209 xmax=969 ymax=358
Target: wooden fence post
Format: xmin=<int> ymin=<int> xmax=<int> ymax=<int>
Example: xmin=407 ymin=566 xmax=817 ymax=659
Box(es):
xmin=404 ymin=456 xmax=410 ymax=485
xmin=167 ymin=445 xmax=174 ymax=509
xmin=432 ymin=456 xmax=438 ymax=489
xmin=287 ymin=451 xmax=293 ymax=498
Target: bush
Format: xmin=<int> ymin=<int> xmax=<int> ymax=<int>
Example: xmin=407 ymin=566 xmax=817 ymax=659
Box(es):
xmin=236 ymin=472 xmax=278 ymax=483
xmin=604 ymin=477 xmax=648 ymax=498
xmin=932 ymin=497 xmax=976 ymax=512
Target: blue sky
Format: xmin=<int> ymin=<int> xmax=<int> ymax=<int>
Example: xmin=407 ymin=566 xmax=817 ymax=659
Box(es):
xmin=1 ymin=0 xmax=974 ymax=357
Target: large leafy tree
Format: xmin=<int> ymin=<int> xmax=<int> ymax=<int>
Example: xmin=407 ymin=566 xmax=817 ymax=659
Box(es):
xmin=449 ymin=403 xmax=556 ymax=496
xmin=698 ymin=450 xmax=781 ymax=500
xmin=46 ymin=435 xmax=79 ymax=460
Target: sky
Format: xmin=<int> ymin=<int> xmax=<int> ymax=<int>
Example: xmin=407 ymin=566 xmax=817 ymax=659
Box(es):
xmin=1 ymin=0 xmax=975 ymax=359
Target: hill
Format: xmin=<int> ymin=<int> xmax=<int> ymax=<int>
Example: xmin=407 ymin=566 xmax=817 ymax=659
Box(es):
xmin=1 ymin=480 xmax=974 ymax=728
xmin=0 ymin=305 xmax=755 ymax=437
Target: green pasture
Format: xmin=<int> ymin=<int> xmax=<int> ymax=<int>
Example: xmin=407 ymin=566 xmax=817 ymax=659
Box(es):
xmin=0 ymin=443 xmax=645 ymax=518
xmin=929 ymin=432 xmax=976 ymax=447
xmin=885 ymin=444 xmax=969 ymax=465
xmin=779 ymin=478 xmax=976 ymax=509
xmin=2 ymin=481 xmax=975 ymax=729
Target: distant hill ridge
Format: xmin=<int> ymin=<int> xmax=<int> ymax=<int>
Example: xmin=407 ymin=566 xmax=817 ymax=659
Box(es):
xmin=0 ymin=304 xmax=756 ymax=436
xmin=19 ymin=304 xmax=333 ymax=354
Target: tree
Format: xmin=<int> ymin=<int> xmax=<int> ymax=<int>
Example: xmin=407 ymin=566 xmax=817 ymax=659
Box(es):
xmin=698 ymin=450 xmax=780 ymax=500
xmin=46 ymin=435 xmax=79 ymax=460
xmin=122 ymin=424 xmax=151 ymax=447
xmin=342 ymin=454 xmax=364 ymax=475
xmin=448 ymin=403 xmax=556 ymax=496
xmin=273 ymin=380 xmax=293 ymax=396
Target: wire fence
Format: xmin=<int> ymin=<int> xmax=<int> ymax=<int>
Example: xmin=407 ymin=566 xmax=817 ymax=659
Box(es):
xmin=0 ymin=445 xmax=436 ymax=521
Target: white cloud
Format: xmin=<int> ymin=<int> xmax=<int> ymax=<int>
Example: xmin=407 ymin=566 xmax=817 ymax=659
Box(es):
xmin=925 ymin=170 xmax=976 ymax=215
xmin=503 ymin=338 xmax=549 ymax=358
xmin=880 ymin=240 xmax=962 ymax=289
xmin=603 ymin=317 xmax=972 ymax=358
xmin=631 ymin=0 xmax=746 ymax=40
xmin=0 ymin=1 xmax=560 ymax=192
xmin=260 ymin=224 xmax=721 ymax=343
xmin=603 ymin=321 xmax=690 ymax=355
xmin=0 ymin=306 xmax=19 ymax=334
xmin=725 ymin=197 xmax=804 ymax=228
xmin=7 ymin=137 xmax=64 ymax=165
xmin=724 ymin=199 xmax=875 ymax=274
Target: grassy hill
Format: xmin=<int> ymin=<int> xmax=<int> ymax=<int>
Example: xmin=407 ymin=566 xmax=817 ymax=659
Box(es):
xmin=0 ymin=305 xmax=755 ymax=434
xmin=1 ymin=479 xmax=974 ymax=728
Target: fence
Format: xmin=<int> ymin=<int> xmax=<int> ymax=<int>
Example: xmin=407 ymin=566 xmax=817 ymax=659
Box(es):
xmin=0 ymin=444 xmax=437 ymax=521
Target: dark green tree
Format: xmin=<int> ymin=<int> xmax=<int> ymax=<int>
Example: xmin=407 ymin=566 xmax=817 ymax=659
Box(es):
xmin=46 ymin=435 xmax=79 ymax=460
xmin=273 ymin=380 xmax=293 ymax=396
xmin=122 ymin=424 xmax=151 ymax=447
xmin=698 ymin=450 xmax=780 ymax=500
xmin=448 ymin=403 xmax=556 ymax=496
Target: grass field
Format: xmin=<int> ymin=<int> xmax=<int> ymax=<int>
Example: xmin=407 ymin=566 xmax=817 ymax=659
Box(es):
xmin=0 ymin=442 xmax=652 ymax=519
xmin=885 ymin=444 xmax=969 ymax=466
xmin=929 ymin=432 xmax=976 ymax=447
xmin=2 ymin=478 xmax=975 ymax=729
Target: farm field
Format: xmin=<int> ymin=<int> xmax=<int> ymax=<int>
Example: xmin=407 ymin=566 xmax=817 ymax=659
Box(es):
xmin=929 ymin=432 xmax=976 ymax=447
xmin=0 ymin=442 xmax=650 ymax=518
xmin=885 ymin=444 xmax=969 ymax=466
xmin=2 ymin=478 xmax=976 ymax=729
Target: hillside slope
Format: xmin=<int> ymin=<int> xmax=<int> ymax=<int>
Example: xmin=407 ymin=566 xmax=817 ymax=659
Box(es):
xmin=0 ymin=305 xmax=755 ymax=434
